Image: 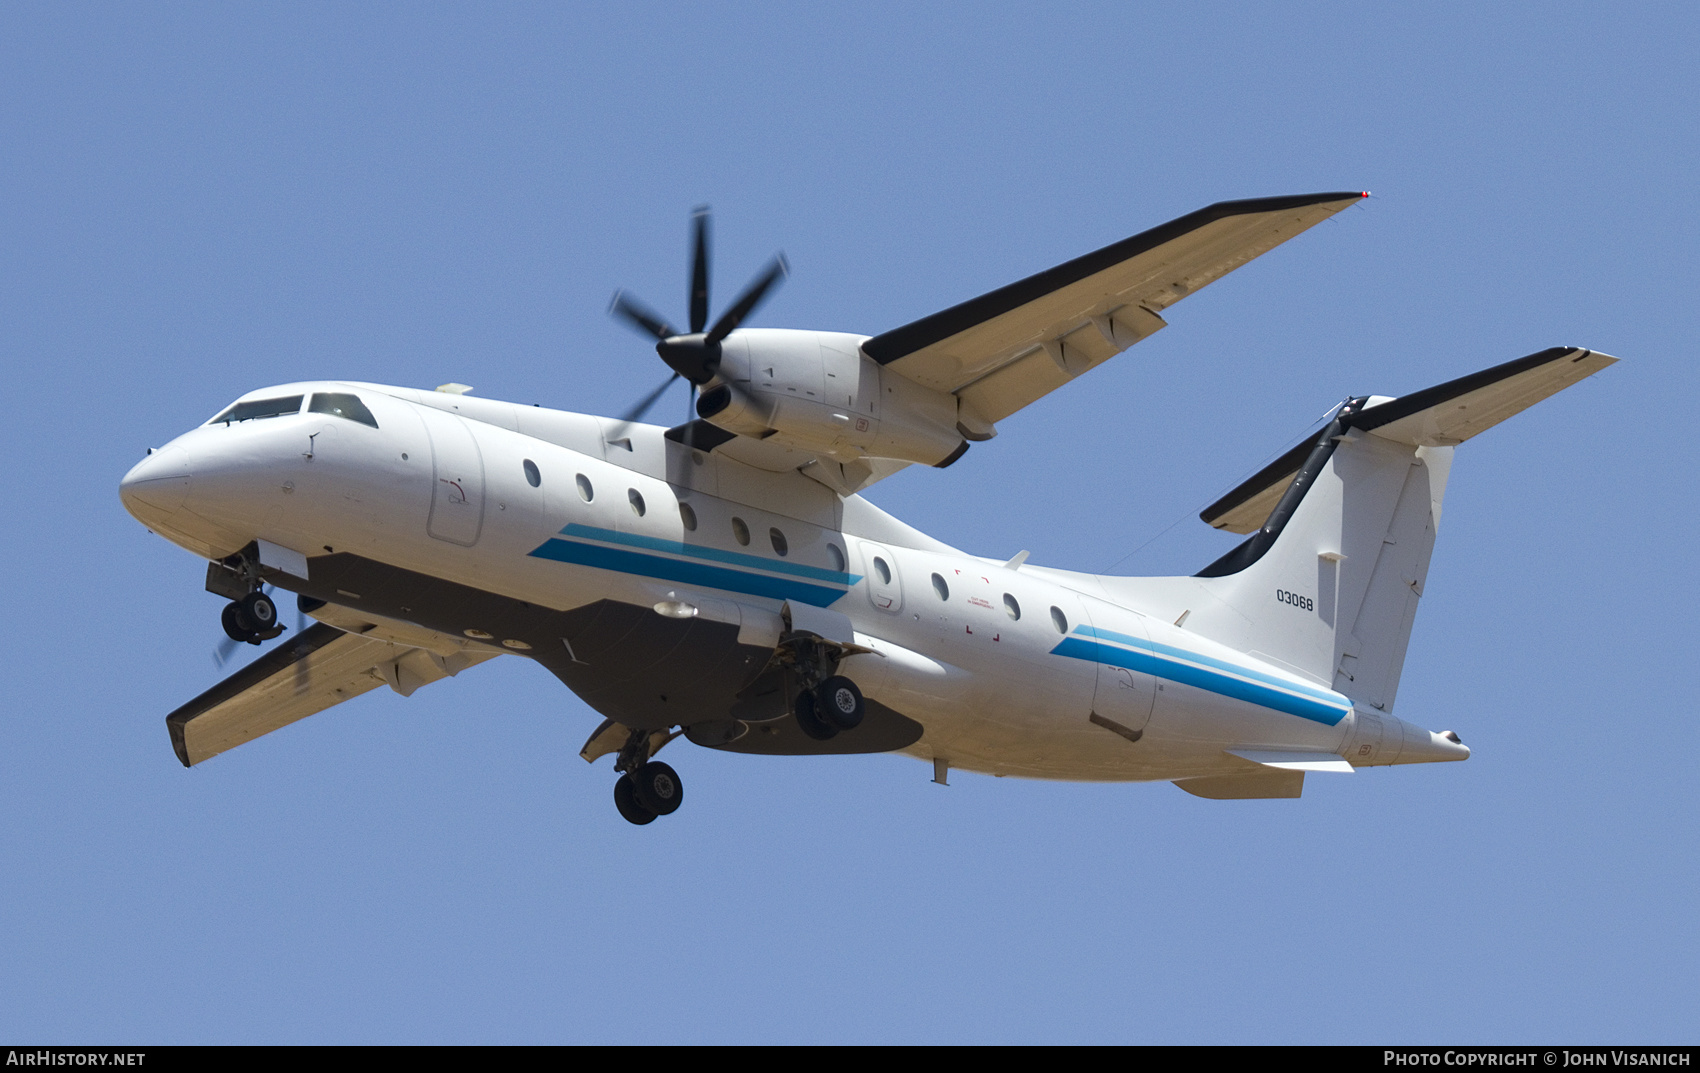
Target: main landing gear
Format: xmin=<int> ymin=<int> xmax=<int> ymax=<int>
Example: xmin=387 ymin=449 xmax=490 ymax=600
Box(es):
xmin=780 ymin=632 xmax=867 ymax=742
xmin=614 ymin=762 xmax=683 ymax=826
xmin=793 ymin=674 xmax=865 ymax=740
xmin=611 ymin=727 xmax=684 ymax=826
xmin=601 ymin=632 xmax=869 ymax=826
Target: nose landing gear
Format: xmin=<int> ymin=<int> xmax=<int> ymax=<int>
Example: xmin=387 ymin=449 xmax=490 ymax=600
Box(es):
xmin=207 ymin=545 xmax=286 ymax=645
xmin=220 ymin=590 xmax=284 ymax=645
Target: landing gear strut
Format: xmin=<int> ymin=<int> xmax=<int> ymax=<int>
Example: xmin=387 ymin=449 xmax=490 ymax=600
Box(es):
xmin=611 ymin=727 xmax=684 ymax=826
xmin=208 ymin=546 xmax=285 ymax=645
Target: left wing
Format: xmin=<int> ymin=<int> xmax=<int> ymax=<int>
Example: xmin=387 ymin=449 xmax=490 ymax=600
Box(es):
xmin=165 ymin=614 xmax=500 ymax=766
xmin=863 ymin=192 xmax=1367 ymax=427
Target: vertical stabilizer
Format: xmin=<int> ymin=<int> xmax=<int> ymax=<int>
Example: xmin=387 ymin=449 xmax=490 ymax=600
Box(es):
xmin=1190 ymin=425 xmax=1450 ymax=711
xmin=1141 ymin=347 xmax=1615 ymax=713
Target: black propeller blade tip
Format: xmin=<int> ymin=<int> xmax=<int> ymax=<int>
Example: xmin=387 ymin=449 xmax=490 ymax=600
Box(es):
xmin=609 ymin=290 xmax=676 ymax=341
xmin=689 ymin=206 xmax=712 ymax=334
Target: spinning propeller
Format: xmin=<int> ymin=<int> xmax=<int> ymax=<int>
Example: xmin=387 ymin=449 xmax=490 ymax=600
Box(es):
xmin=609 ymin=206 xmax=788 ymax=424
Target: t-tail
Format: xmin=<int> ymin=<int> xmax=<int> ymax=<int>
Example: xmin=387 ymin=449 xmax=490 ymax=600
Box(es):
xmin=1163 ymin=347 xmax=1615 ymax=748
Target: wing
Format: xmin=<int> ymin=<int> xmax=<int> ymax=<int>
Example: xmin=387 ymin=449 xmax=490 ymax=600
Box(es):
xmin=664 ymin=419 xmax=913 ymax=493
xmin=165 ymin=612 xmax=501 ymax=766
xmin=862 ymin=192 xmax=1367 ymax=426
xmin=1200 ymin=346 xmax=1620 ymax=533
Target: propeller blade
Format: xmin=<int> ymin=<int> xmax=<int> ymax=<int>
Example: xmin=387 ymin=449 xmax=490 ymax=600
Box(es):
xmin=617 ymin=372 xmax=682 ymax=424
xmin=705 ymin=253 xmax=788 ymax=346
xmin=609 ymin=290 xmax=676 ymax=341
xmin=213 ymin=635 xmax=239 ymax=668
xmin=689 ymin=206 xmax=710 ymax=335
xmin=294 ymin=598 xmax=311 ymax=696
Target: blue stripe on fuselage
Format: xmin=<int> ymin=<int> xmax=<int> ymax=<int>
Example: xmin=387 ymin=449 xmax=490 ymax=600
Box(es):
xmin=1075 ymin=624 xmax=1345 ymax=706
xmin=1052 ymin=629 xmax=1349 ymax=726
xmin=528 ymin=523 xmax=858 ymax=608
xmin=557 ymin=524 xmax=856 ymax=584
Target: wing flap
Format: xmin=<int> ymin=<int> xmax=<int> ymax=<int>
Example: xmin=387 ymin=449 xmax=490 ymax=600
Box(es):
xmin=863 ymin=193 xmax=1367 ymax=420
xmin=165 ymin=620 xmax=500 ymax=766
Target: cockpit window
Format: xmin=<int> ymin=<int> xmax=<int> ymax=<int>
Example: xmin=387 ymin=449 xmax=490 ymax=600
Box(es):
xmin=308 ymin=392 xmax=379 ymax=428
xmin=209 ymin=395 xmax=304 ymax=424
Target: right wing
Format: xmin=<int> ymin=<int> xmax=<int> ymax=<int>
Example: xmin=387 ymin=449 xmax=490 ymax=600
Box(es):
xmin=165 ymin=610 xmax=501 ymax=767
xmin=862 ymin=192 xmax=1368 ymax=426
xmin=664 ymin=419 xmax=913 ymax=494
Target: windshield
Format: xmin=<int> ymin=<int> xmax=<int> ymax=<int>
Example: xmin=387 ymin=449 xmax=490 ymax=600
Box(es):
xmin=308 ymin=392 xmax=378 ymax=428
xmin=208 ymin=395 xmax=304 ymax=424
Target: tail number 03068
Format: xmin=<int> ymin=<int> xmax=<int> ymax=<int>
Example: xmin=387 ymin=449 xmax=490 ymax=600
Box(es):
xmin=1276 ymin=589 xmax=1314 ymax=612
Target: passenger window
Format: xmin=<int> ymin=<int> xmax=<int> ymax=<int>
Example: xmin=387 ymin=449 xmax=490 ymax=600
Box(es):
xmin=679 ymin=503 xmax=698 ymax=531
xmin=827 ymin=543 xmax=846 ymax=573
xmin=308 ymin=393 xmax=378 ymax=428
xmin=628 ymin=489 xmax=646 ymax=517
xmin=873 ymin=557 xmax=891 ymax=584
xmin=576 ymin=474 xmax=594 ymax=502
xmin=523 ymin=460 xmax=541 ymax=487
xmin=770 ymin=528 xmax=788 ymax=556
xmin=209 ymin=396 xmax=304 ymax=424
xmin=931 ymin=573 xmax=949 ymax=600
xmin=1050 ymin=606 xmax=1069 ymax=634
xmin=731 ymin=517 xmax=750 ymax=546
xmin=1004 ymin=594 xmax=1021 ymax=620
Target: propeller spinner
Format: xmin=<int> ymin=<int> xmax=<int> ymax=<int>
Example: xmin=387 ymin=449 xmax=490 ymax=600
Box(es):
xmin=609 ymin=206 xmax=788 ymax=424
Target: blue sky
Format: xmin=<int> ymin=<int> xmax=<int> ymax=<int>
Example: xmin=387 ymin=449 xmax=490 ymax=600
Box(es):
xmin=3 ymin=2 xmax=1696 ymax=1043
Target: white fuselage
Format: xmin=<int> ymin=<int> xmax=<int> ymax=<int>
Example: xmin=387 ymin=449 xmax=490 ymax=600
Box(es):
xmin=121 ymin=379 xmax=1464 ymax=783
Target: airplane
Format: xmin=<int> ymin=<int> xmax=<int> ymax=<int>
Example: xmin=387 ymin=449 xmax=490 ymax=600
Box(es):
xmin=118 ymin=191 xmax=1618 ymax=824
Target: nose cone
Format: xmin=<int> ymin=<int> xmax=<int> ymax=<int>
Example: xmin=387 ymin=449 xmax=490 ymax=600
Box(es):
xmin=120 ymin=446 xmax=191 ymax=520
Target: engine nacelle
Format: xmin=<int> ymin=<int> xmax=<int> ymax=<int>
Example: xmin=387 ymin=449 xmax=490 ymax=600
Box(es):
xmin=698 ymin=329 xmax=971 ymax=469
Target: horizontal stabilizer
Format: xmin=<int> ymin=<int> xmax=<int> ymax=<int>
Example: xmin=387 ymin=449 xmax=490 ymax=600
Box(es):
xmin=1226 ymin=748 xmax=1354 ymax=773
xmin=1202 ymin=347 xmax=1618 ymax=533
